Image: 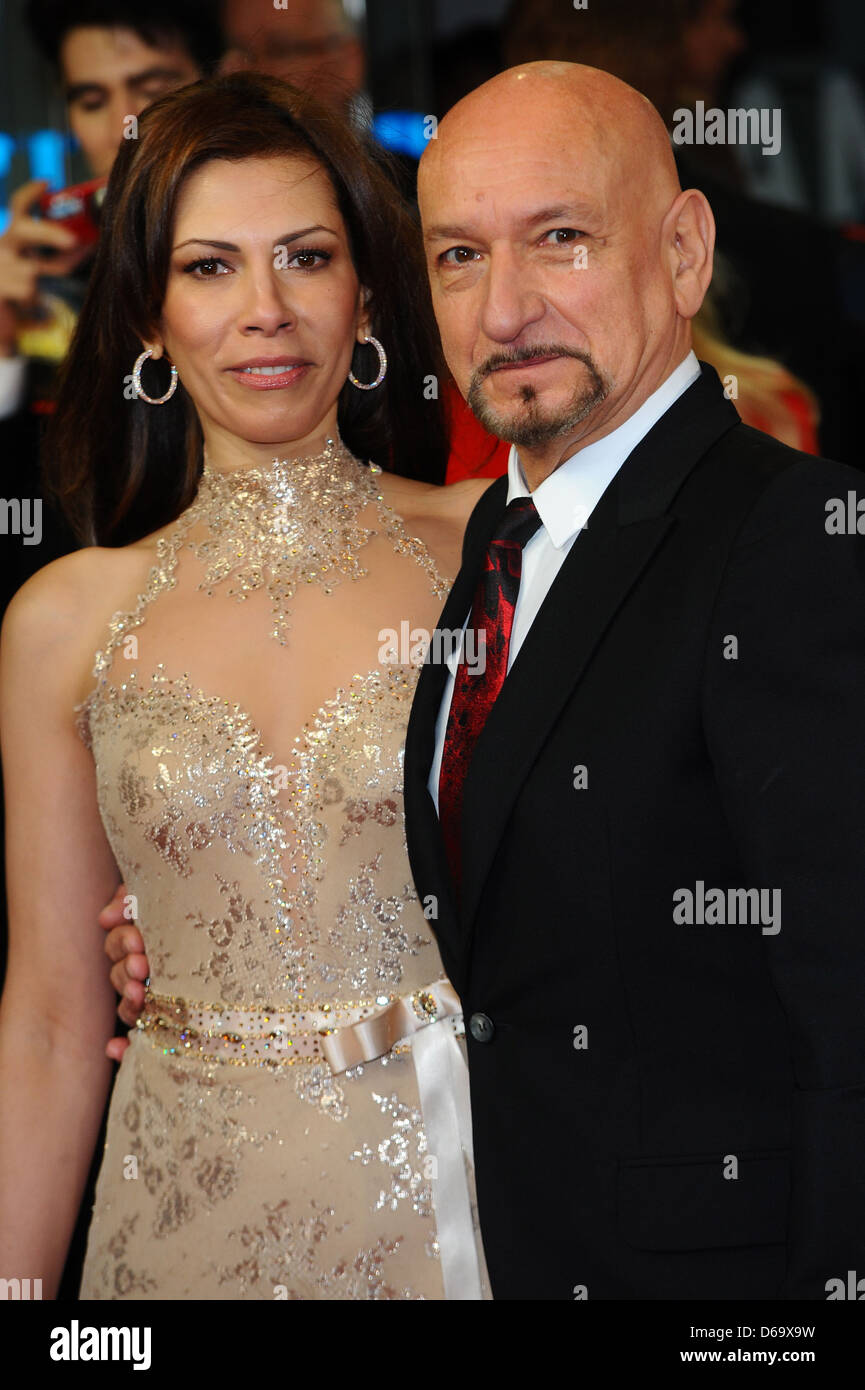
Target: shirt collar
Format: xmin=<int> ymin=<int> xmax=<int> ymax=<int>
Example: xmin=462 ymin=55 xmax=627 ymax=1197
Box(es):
xmin=506 ymin=351 xmax=702 ymax=549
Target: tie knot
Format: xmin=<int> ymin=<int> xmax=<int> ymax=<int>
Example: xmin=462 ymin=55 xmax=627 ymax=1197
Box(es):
xmin=493 ymin=496 xmax=543 ymax=551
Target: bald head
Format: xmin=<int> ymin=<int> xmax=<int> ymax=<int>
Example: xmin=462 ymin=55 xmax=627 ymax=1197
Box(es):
xmin=419 ymin=61 xmax=713 ymax=484
xmin=421 ymin=61 xmax=681 ymax=216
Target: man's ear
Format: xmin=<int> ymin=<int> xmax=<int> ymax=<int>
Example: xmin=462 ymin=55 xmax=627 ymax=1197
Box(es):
xmin=664 ymin=188 xmax=715 ymax=321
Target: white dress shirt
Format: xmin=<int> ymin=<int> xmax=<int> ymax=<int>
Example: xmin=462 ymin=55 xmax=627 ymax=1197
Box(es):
xmin=427 ymin=351 xmax=702 ymax=813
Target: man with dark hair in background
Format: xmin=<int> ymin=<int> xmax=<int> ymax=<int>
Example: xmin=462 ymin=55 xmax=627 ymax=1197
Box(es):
xmin=0 ymin=1 xmax=221 ymax=441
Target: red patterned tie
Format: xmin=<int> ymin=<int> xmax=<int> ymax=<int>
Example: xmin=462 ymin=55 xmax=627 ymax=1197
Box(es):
xmin=438 ymin=496 xmax=543 ymax=897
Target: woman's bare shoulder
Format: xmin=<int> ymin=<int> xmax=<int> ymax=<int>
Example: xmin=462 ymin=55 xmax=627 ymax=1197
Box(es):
xmin=4 ymin=542 xmax=154 ymax=634
xmin=378 ymin=472 xmax=497 ymax=529
xmin=0 ymin=540 xmax=160 ymax=703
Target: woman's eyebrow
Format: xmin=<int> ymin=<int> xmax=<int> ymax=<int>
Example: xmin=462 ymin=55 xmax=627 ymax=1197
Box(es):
xmin=172 ymin=226 xmax=339 ymax=253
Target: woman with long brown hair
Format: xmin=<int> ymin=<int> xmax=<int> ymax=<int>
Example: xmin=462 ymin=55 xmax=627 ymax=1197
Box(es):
xmin=0 ymin=72 xmax=489 ymax=1299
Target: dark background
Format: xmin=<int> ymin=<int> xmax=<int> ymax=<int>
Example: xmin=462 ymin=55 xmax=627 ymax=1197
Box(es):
xmin=2 ymin=0 xmax=865 ymax=223
xmin=1 ymin=0 xmax=865 ymax=1299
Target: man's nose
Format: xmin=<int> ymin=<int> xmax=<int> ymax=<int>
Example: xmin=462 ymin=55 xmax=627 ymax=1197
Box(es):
xmin=479 ymin=246 xmax=545 ymax=345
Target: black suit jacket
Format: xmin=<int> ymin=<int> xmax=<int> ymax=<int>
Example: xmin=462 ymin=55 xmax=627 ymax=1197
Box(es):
xmin=404 ymin=363 xmax=865 ymax=1300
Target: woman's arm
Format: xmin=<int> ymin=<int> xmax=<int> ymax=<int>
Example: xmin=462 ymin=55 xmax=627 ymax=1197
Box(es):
xmin=0 ymin=554 xmax=121 ymax=1296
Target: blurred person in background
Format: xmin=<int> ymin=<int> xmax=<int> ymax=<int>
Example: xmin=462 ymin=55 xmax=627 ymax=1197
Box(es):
xmin=28 ymin=0 xmax=216 ymax=178
xmin=679 ymin=0 xmax=748 ymax=109
xmin=1 ymin=0 xmax=221 ymax=429
xmin=220 ymin=0 xmax=366 ymax=119
xmin=676 ymin=0 xmax=865 ymax=223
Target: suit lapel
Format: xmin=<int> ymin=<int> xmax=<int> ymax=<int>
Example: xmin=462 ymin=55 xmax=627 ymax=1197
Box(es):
xmin=459 ymin=488 xmax=672 ymax=927
xmin=458 ymin=364 xmax=741 ymax=929
xmin=404 ymin=363 xmax=742 ymax=952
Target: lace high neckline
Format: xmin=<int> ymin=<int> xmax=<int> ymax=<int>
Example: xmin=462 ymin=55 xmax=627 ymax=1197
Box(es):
xmin=200 ymin=435 xmax=380 ymax=502
xmin=87 ymin=435 xmax=448 ymax=678
xmin=177 ymin=434 xmax=387 ymax=646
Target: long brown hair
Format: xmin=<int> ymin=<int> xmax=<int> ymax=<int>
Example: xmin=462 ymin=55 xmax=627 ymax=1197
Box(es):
xmin=46 ymin=72 xmax=448 ymax=545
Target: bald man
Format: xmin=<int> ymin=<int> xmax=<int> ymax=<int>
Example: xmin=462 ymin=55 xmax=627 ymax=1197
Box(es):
xmin=402 ymin=62 xmax=865 ymax=1299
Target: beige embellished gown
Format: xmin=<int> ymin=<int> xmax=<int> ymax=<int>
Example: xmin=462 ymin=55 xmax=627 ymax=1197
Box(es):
xmin=75 ymin=440 xmax=488 ymax=1299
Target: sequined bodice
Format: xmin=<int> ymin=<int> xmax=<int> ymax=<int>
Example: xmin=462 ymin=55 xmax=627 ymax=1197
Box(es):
xmin=74 ymin=440 xmax=452 ymax=1012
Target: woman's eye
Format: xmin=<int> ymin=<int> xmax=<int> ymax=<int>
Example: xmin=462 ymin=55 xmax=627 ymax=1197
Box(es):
xmin=183 ymin=258 xmax=230 ymax=278
xmin=282 ymin=247 xmax=331 ymax=270
xmin=182 ymin=258 xmax=232 ymax=279
xmin=440 ymin=246 xmax=479 ymax=267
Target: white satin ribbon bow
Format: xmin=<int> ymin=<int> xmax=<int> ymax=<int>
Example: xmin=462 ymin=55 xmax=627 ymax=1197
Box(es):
xmin=321 ymin=978 xmax=484 ymax=1300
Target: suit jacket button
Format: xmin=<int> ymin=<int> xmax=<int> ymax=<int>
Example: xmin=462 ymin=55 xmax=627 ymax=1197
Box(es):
xmin=469 ymin=1012 xmax=495 ymax=1042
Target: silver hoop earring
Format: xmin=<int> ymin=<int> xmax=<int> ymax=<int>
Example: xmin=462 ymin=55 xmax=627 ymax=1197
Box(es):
xmin=132 ymin=348 xmax=178 ymax=405
xmin=348 ymin=335 xmax=387 ymax=391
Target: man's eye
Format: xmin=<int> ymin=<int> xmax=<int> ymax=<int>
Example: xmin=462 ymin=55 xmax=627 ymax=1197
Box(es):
xmin=440 ymin=246 xmax=479 ymax=266
xmin=183 ymin=258 xmax=230 ymax=278
xmin=542 ymin=228 xmax=584 ymax=245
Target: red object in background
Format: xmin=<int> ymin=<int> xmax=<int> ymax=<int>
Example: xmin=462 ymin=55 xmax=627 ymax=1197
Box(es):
xmin=745 ymin=386 xmax=820 ymax=456
xmin=444 ymin=381 xmax=510 ymax=483
xmin=37 ymin=177 xmax=107 ymax=247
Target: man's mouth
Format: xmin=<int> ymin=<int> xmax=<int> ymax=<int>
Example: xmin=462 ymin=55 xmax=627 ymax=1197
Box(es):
xmin=487 ymin=353 xmax=562 ymax=374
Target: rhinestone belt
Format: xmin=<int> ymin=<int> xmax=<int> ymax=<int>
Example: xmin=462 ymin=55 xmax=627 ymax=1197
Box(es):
xmin=136 ymin=981 xmax=463 ymax=1072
